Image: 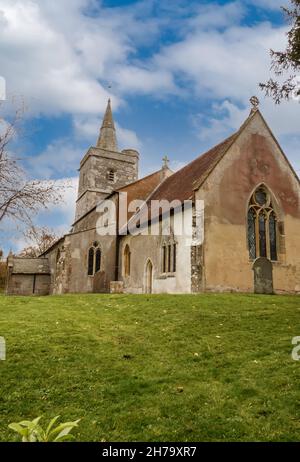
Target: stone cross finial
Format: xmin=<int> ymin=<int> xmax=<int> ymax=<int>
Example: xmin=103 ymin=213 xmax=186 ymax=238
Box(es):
xmin=250 ymin=96 xmax=260 ymax=110
xmin=162 ymin=155 xmax=170 ymax=169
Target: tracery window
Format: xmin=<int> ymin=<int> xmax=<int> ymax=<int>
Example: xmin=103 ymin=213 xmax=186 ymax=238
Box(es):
xmin=247 ymin=186 xmax=278 ymax=261
xmin=87 ymin=242 xmax=102 ymax=275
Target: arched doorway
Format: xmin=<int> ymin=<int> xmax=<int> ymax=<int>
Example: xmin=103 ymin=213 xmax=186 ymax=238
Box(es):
xmin=145 ymin=259 xmax=153 ymax=294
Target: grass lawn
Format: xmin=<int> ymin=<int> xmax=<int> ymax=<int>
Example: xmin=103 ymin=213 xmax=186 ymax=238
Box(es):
xmin=0 ymin=293 xmax=300 ymax=442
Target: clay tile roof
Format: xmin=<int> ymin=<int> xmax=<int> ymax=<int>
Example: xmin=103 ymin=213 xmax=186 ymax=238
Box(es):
xmin=123 ymin=132 xmax=239 ymax=232
xmin=118 ymin=169 xmax=170 ymax=220
xmin=148 ymin=132 xmax=238 ymax=204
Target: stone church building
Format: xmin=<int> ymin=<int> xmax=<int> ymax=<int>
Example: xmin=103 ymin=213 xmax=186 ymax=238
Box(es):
xmin=6 ymin=98 xmax=300 ymax=295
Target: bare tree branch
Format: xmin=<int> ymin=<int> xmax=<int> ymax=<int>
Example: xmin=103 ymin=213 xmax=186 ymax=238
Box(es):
xmin=0 ymin=100 xmax=66 ymax=227
xmin=18 ymin=225 xmax=60 ymax=257
xmin=259 ymin=0 xmax=300 ymax=103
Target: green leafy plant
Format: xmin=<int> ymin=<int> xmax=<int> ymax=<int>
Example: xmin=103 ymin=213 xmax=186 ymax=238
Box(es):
xmin=8 ymin=416 xmax=81 ymax=442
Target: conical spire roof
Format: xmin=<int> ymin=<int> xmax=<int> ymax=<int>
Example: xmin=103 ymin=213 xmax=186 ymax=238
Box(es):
xmin=97 ymin=99 xmax=118 ymax=151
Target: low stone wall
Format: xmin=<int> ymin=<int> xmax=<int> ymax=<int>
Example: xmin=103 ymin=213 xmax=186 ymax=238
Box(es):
xmin=110 ymin=281 xmax=124 ymax=294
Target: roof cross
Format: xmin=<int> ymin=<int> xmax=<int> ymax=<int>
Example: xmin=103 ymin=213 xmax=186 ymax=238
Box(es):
xmin=162 ymin=155 xmax=170 ymax=168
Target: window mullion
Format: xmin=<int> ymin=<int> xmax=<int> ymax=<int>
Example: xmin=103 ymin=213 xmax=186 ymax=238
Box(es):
xmin=266 ymin=210 xmax=271 ymax=260
xmin=255 ymin=209 xmax=259 ymax=258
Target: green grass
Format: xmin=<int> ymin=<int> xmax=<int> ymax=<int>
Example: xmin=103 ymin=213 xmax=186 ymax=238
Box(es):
xmin=0 ymin=293 xmax=300 ymax=442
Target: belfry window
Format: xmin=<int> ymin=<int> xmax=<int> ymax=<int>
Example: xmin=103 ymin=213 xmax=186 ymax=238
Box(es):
xmin=247 ymin=186 xmax=278 ymax=261
xmin=107 ymin=169 xmax=115 ymax=183
xmin=87 ymin=242 xmax=102 ymax=275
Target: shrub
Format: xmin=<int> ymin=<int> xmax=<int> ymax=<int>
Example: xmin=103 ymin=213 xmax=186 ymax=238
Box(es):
xmin=8 ymin=416 xmax=81 ymax=442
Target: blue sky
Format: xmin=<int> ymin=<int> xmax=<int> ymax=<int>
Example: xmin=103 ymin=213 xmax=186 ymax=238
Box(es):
xmin=0 ymin=0 xmax=299 ymax=254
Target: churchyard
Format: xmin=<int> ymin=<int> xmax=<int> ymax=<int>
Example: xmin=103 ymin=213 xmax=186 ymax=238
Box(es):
xmin=0 ymin=293 xmax=299 ymax=442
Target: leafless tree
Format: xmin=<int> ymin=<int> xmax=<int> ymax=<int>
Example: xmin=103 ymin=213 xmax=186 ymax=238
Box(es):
xmin=18 ymin=225 xmax=60 ymax=257
xmin=0 ymin=101 xmax=65 ymax=226
xmin=260 ymin=0 xmax=300 ymax=103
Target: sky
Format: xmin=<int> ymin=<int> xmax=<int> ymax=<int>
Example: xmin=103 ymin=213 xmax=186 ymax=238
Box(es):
xmin=0 ymin=0 xmax=299 ymax=254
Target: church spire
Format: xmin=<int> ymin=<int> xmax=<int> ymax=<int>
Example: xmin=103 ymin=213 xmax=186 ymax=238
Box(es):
xmin=97 ymin=99 xmax=118 ymax=151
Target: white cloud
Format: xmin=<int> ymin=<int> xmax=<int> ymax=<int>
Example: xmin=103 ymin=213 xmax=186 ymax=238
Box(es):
xmin=0 ymin=0 xmax=113 ymax=115
xmin=48 ymin=176 xmax=78 ymax=224
xmin=0 ymin=1 xmax=298 ymax=176
xmin=188 ymin=1 xmax=246 ymax=30
xmin=193 ymin=100 xmax=249 ymax=142
xmin=26 ymin=139 xmax=83 ymax=179
xmin=192 ymin=98 xmax=300 ymax=174
xmin=0 ymin=0 xmax=175 ymax=117
xmin=154 ymin=22 xmax=288 ymax=104
xmin=116 ymin=123 xmax=142 ymax=151
xmin=112 ymin=66 xmax=176 ymax=95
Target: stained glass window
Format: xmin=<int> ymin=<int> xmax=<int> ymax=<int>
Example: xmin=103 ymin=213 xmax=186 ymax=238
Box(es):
xmin=259 ymin=212 xmax=267 ymax=257
xmin=247 ymin=209 xmax=256 ymax=260
xmin=269 ymin=213 xmax=277 ymax=261
xmin=247 ymin=186 xmax=278 ymax=261
xmin=255 ymin=189 xmax=267 ymax=206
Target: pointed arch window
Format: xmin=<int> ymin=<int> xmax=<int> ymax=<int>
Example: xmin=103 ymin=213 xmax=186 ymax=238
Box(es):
xmin=124 ymin=244 xmax=131 ymax=277
xmin=247 ymin=186 xmax=278 ymax=261
xmin=269 ymin=212 xmax=278 ymax=261
xmin=95 ymin=248 xmax=102 ymax=273
xmin=87 ymin=242 xmax=102 ymax=276
xmin=88 ymin=248 xmax=94 ymax=275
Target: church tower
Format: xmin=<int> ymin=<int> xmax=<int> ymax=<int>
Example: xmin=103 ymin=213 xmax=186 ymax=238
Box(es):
xmin=75 ymin=99 xmax=139 ymax=220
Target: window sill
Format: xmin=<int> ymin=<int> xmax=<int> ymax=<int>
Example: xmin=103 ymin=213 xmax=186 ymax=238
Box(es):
xmin=248 ymin=259 xmax=280 ymax=264
xmin=158 ymin=272 xmax=176 ymax=279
